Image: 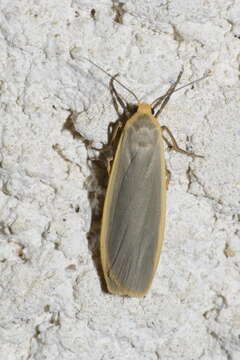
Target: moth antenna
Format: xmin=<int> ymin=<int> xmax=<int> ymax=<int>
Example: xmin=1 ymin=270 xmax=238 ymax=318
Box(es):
xmin=81 ymin=56 xmax=140 ymax=104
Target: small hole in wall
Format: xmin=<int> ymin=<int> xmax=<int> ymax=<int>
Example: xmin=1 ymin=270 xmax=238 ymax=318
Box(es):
xmin=44 ymin=305 xmax=50 ymax=312
xmin=90 ymin=9 xmax=96 ymax=20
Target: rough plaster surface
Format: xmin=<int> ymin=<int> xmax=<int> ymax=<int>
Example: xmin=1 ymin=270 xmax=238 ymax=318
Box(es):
xmin=0 ymin=0 xmax=240 ymax=359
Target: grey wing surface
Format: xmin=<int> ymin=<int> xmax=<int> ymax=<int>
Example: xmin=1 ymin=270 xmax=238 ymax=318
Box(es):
xmin=106 ymin=115 xmax=164 ymax=294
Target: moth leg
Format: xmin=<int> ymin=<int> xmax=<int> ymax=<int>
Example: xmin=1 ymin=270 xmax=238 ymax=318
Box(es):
xmin=105 ymin=121 xmax=124 ymax=174
xmin=110 ymin=74 xmax=127 ymax=115
xmin=161 ymin=125 xmax=204 ymax=158
xmin=153 ymin=70 xmax=183 ymax=118
xmin=106 ymin=156 xmax=113 ymax=175
xmin=87 ymin=149 xmax=113 ymax=177
xmin=87 ymin=118 xmax=122 ymax=155
xmin=89 ymin=121 xmax=123 ymax=174
xmin=166 ymin=168 xmax=171 ymax=190
xmin=109 ymin=120 xmax=123 ymax=144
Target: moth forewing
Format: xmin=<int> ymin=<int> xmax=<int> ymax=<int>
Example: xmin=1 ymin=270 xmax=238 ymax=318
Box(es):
xmin=100 ymin=104 xmax=167 ymax=297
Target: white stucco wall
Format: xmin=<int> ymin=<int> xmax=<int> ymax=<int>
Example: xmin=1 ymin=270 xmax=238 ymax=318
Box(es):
xmin=0 ymin=0 xmax=240 ymax=359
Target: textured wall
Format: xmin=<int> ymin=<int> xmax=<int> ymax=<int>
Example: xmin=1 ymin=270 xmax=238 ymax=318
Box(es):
xmin=0 ymin=0 xmax=240 ymax=359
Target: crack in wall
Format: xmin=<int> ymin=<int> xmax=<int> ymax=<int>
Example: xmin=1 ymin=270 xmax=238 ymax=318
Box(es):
xmin=209 ymin=331 xmax=232 ymax=360
xmin=186 ymin=165 xmax=223 ymax=205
